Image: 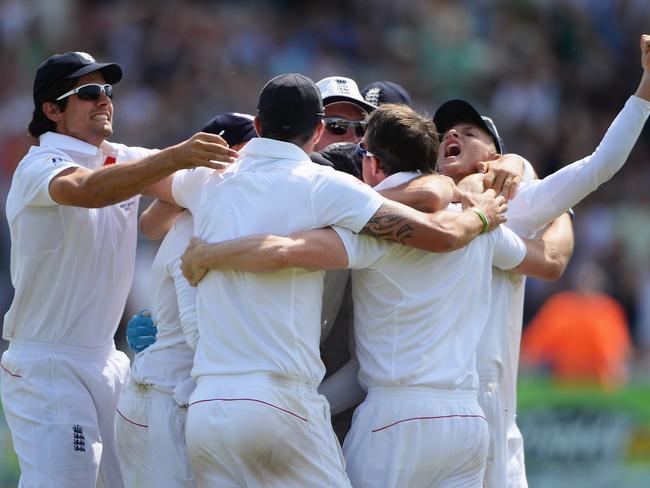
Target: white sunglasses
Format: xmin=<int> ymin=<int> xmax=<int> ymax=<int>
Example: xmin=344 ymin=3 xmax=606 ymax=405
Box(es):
xmin=56 ymin=83 xmax=113 ymax=101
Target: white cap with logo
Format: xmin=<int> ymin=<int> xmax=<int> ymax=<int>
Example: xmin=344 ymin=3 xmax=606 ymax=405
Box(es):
xmin=316 ymin=76 xmax=377 ymax=113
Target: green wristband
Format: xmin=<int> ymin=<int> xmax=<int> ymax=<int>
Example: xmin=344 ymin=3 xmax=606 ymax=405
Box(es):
xmin=470 ymin=207 xmax=490 ymax=234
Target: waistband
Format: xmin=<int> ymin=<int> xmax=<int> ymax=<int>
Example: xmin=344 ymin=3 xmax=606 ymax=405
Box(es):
xmin=8 ymin=339 xmax=117 ymax=361
xmin=366 ymin=386 xmax=478 ymax=403
xmin=195 ymin=372 xmax=317 ymax=396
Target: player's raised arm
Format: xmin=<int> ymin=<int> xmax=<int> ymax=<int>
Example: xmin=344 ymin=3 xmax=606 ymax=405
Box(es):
xmin=635 ymin=34 xmax=650 ymax=100
xmin=508 ymin=33 xmax=650 ymax=231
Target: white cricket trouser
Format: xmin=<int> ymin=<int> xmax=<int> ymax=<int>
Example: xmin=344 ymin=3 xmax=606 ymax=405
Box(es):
xmin=185 ymin=374 xmax=351 ymax=488
xmin=506 ymin=423 xmax=528 ymax=488
xmin=0 ymin=340 xmax=129 ymax=488
xmin=115 ymin=377 xmax=196 ymax=488
xmin=343 ymin=387 xmax=489 ymax=488
xmin=478 ymin=374 xmax=507 ymax=488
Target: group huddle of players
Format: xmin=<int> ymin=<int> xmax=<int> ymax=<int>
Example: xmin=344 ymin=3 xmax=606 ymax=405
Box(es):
xmin=2 ymin=34 xmax=650 ymax=488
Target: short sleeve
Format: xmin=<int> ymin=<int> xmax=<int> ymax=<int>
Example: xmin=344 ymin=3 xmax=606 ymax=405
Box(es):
xmin=172 ymin=167 xmax=212 ymax=212
xmin=311 ymin=169 xmax=385 ymax=232
xmin=333 ymin=226 xmax=390 ymax=269
xmin=491 ymin=226 xmax=527 ymax=270
xmin=14 ymin=152 xmax=80 ymax=207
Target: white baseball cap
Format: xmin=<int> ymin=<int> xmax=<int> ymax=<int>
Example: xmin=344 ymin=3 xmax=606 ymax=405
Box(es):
xmin=316 ymin=76 xmax=377 ymax=113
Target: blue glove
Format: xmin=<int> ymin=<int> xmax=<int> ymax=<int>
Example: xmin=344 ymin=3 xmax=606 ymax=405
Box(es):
xmin=126 ymin=309 xmax=157 ymax=353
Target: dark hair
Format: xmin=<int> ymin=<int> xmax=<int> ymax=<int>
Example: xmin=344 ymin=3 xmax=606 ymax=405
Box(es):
xmin=365 ymin=103 xmax=439 ymax=176
xmin=28 ymin=77 xmax=79 ymax=138
xmin=259 ymin=124 xmax=316 ymax=148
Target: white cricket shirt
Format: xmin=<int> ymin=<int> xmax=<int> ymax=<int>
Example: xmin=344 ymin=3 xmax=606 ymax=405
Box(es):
xmin=3 ymin=132 xmax=155 ymax=347
xmin=172 ymin=137 xmax=385 ymax=387
xmin=476 ymin=95 xmax=650 ymax=424
xmin=130 ymin=211 xmax=197 ymax=392
xmin=334 ymin=172 xmax=527 ymax=391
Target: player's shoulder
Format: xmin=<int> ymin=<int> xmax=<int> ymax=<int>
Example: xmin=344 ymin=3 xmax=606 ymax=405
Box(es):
xmin=13 ymin=145 xmax=77 ymax=179
xmin=20 ymin=145 xmax=71 ymax=165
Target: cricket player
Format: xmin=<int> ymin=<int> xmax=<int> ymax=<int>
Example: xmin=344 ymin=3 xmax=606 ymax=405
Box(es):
xmin=177 ymin=103 xmax=566 ymax=487
xmin=152 ymin=73 xmax=506 ymax=487
xmin=114 ymin=113 xmax=256 ymax=488
xmin=432 ymin=33 xmax=650 ymax=487
xmin=312 ymin=75 xmax=520 ymax=442
xmin=0 ymin=51 xmax=237 ymax=487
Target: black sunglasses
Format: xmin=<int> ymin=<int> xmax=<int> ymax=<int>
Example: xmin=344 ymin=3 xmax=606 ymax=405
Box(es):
xmin=324 ymin=117 xmax=367 ymax=137
xmin=56 ymin=83 xmax=113 ymax=102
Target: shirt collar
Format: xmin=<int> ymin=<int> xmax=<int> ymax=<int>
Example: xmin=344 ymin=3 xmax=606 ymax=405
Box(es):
xmin=236 ymin=137 xmax=311 ymax=169
xmin=39 ymin=132 xmax=103 ymax=156
xmin=373 ymin=171 xmax=422 ymax=191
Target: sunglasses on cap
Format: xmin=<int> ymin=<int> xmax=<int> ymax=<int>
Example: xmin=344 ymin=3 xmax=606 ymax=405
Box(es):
xmin=324 ymin=117 xmax=367 ymax=137
xmin=56 ymin=83 xmax=113 ymax=102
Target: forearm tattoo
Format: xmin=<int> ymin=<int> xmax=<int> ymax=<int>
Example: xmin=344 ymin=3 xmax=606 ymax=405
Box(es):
xmin=359 ymin=205 xmax=414 ymax=244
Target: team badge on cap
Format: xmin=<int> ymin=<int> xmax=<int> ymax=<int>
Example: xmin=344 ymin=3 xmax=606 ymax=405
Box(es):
xmin=76 ymin=52 xmax=96 ymax=63
xmin=316 ymin=76 xmax=377 ymax=113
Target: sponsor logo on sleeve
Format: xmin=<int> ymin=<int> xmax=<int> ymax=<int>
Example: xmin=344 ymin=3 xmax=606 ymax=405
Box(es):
xmin=49 ymin=157 xmax=66 ymax=165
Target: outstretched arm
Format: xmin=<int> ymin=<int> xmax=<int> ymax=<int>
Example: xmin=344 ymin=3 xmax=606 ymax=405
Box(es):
xmin=510 ymin=34 xmax=650 ymax=231
xmin=49 ymin=132 xmax=238 ymax=208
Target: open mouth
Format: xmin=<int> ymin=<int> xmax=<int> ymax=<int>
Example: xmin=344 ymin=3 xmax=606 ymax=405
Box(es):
xmin=91 ymin=113 xmax=109 ymax=121
xmin=444 ymin=142 xmax=461 ymax=157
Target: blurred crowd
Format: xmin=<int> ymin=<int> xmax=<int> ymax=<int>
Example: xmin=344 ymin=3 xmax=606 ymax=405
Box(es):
xmin=0 ymin=0 xmax=649 ymax=378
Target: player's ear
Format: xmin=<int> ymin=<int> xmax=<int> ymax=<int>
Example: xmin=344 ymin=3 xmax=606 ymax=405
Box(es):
xmin=42 ymin=102 xmax=63 ymax=123
xmin=253 ymin=116 xmax=263 ymax=137
xmin=371 ymin=154 xmax=382 ymax=175
xmin=311 ymin=119 xmax=325 ymax=146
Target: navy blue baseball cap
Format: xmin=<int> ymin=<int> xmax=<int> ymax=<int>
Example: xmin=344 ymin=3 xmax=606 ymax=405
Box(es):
xmin=257 ymin=73 xmax=324 ymax=133
xmin=33 ymin=51 xmax=122 ymax=102
xmin=310 ymin=142 xmax=361 ymax=178
xmin=433 ymin=99 xmax=505 ymax=154
xmin=201 ymin=112 xmax=256 ymax=147
xmin=361 ymin=81 xmax=412 ymax=107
